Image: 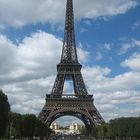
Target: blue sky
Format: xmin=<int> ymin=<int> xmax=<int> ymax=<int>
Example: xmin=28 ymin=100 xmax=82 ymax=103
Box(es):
xmin=0 ymin=0 xmax=140 ymax=125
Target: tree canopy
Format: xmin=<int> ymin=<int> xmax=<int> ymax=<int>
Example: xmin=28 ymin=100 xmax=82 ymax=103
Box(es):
xmin=6 ymin=113 xmax=52 ymax=139
xmin=0 ymin=90 xmax=10 ymax=137
xmin=80 ymin=117 xmax=140 ymax=139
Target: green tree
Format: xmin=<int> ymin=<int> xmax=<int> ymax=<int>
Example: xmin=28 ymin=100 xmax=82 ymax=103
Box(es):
xmin=8 ymin=112 xmax=22 ymax=138
xmin=91 ymin=127 xmax=98 ymax=138
xmin=5 ymin=113 xmax=53 ymax=139
xmin=135 ymin=117 xmax=140 ymax=138
xmin=0 ymin=90 xmax=10 ymax=137
xmin=94 ymin=123 xmax=109 ymax=138
xmin=34 ymin=119 xmax=49 ymax=138
xmin=21 ymin=114 xmax=53 ymax=139
xmin=79 ymin=126 xmax=87 ymax=135
xmin=109 ymin=119 xmax=119 ymax=138
xmin=109 ymin=117 xmax=140 ymax=139
xmin=21 ymin=114 xmax=37 ymax=139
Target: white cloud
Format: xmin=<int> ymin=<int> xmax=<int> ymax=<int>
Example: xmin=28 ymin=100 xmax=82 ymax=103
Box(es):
xmin=132 ymin=39 xmax=140 ymax=46
xmin=77 ymin=43 xmax=90 ymax=63
xmin=81 ymin=63 xmax=140 ymax=121
xmin=0 ymin=31 xmax=90 ymax=115
xmin=0 ymin=31 xmax=89 ymax=84
xmin=0 ymin=32 xmax=140 ymax=123
xmin=121 ymin=52 xmax=140 ymax=71
xmin=82 ymin=66 xmax=140 ymax=93
xmin=0 ymin=31 xmax=62 ymax=85
xmin=0 ymin=0 xmax=138 ymax=27
xmin=0 ymin=35 xmax=18 ymax=75
xmin=119 ymin=43 xmax=132 ymax=55
xmin=118 ymin=38 xmax=140 ymax=55
xmin=104 ymin=43 xmax=112 ymax=51
xmin=83 ymin=20 xmax=92 ymax=26
xmin=80 ymin=27 xmax=88 ymax=33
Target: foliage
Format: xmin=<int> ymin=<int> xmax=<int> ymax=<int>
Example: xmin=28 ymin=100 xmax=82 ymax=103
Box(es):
xmin=0 ymin=90 xmax=53 ymax=139
xmin=79 ymin=126 xmax=87 ymax=135
xmin=96 ymin=117 xmax=140 ymax=139
xmin=0 ymin=90 xmax=10 ymax=137
xmin=5 ymin=112 xmax=52 ymax=139
xmin=109 ymin=117 xmax=140 ymax=138
xmin=21 ymin=114 xmax=37 ymax=138
xmin=8 ymin=112 xmax=22 ymax=138
xmin=96 ymin=123 xmax=109 ymax=137
xmin=80 ymin=117 xmax=140 ymax=139
xmin=34 ymin=119 xmax=53 ymax=138
xmin=91 ymin=127 xmax=98 ymax=138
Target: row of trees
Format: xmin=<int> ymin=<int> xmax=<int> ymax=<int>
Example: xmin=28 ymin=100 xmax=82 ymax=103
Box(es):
xmin=0 ymin=90 xmax=53 ymax=139
xmin=80 ymin=117 xmax=140 ymax=139
xmin=6 ymin=113 xmax=53 ymax=139
xmin=109 ymin=117 xmax=140 ymax=139
xmin=0 ymin=90 xmax=10 ymax=137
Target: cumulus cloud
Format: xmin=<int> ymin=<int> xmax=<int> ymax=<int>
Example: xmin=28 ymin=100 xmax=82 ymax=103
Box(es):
xmin=82 ymin=66 xmax=140 ymax=93
xmin=121 ymin=52 xmax=140 ymax=71
xmin=0 ymin=0 xmax=138 ymax=27
xmin=77 ymin=43 xmax=90 ymax=63
xmin=0 ymin=31 xmax=90 ymax=115
xmin=0 ymin=31 xmax=140 ymax=122
xmin=0 ymin=31 xmax=62 ymax=85
xmin=81 ymin=63 xmax=140 ymax=121
xmin=0 ymin=35 xmax=18 ymax=75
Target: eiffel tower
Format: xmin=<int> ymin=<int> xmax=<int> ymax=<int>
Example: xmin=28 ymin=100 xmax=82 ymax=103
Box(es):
xmin=39 ymin=0 xmax=104 ymax=131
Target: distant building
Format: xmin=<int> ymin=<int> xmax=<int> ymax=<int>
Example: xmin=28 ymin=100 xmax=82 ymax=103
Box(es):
xmin=50 ymin=122 xmax=83 ymax=134
xmin=50 ymin=122 xmax=60 ymax=130
xmin=69 ymin=123 xmax=82 ymax=134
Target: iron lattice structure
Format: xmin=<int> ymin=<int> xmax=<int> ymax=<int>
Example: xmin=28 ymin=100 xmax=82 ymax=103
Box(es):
xmin=39 ymin=0 xmax=104 ymax=131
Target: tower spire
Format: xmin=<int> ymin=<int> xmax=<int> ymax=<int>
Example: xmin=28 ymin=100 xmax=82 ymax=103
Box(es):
xmin=61 ymin=0 xmax=78 ymax=64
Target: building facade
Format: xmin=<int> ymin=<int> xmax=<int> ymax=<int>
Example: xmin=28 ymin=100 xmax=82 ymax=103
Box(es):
xmin=50 ymin=122 xmax=83 ymax=134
